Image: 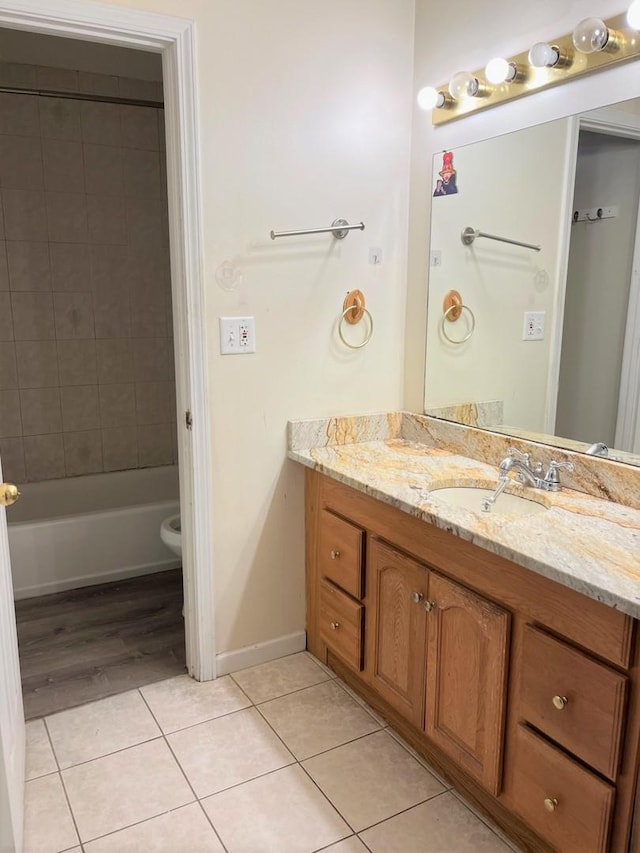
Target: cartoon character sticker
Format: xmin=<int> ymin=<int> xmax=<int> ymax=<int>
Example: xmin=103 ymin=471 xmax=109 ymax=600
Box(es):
xmin=433 ymin=151 xmax=458 ymax=196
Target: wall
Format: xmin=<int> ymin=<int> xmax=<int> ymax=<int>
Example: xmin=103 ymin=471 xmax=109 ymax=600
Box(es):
xmin=424 ymin=119 xmax=572 ymax=431
xmin=0 ymin=66 xmax=176 ymax=483
xmin=85 ymin=0 xmax=414 ymax=656
xmin=556 ymin=131 xmax=640 ymax=447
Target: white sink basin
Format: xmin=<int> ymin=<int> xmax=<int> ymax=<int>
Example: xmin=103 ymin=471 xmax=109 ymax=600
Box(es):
xmin=429 ymin=487 xmax=548 ymax=518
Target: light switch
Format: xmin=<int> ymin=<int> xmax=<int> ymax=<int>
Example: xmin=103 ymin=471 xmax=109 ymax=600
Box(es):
xmin=219 ymin=317 xmax=256 ymax=354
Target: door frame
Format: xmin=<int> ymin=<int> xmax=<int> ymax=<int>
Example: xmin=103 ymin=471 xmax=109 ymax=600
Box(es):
xmin=0 ymin=0 xmax=216 ymax=680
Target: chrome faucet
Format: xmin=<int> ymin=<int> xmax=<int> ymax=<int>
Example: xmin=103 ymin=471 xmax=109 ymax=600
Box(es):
xmin=483 ymin=448 xmax=575 ymax=512
xmin=586 ymin=442 xmax=609 ymax=457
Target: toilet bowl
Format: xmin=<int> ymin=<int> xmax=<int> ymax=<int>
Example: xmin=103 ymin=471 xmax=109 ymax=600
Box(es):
xmin=160 ymin=514 xmax=182 ymax=558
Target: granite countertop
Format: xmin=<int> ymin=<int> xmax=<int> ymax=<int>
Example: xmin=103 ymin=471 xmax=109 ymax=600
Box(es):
xmin=289 ymin=438 xmax=640 ymax=620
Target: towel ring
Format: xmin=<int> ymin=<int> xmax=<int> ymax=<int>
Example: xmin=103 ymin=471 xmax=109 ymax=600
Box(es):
xmin=441 ymin=301 xmax=475 ymax=344
xmin=339 ymin=290 xmax=373 ymax=349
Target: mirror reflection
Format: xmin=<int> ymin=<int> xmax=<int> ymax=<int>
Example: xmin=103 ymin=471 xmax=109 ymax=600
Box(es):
xmin=424 ymin=96 xmax=640 ymax=466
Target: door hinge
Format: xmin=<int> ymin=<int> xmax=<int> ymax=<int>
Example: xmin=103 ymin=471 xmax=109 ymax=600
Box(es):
xmin=185 ymin=409 xmax=193 ymax=430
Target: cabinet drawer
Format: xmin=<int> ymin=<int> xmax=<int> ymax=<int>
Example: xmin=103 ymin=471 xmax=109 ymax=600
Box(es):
xmin=510 ymin=724 xmax=615 ymax=853
xmin=520 ymin=626 xmax=627 ymax=780
xmin=319 ymin=579 xmax=363 ymax=672
xmin=318 ymin=510 xmax=364 ymax=599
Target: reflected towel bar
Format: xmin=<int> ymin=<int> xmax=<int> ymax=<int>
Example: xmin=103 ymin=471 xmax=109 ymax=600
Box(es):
xmin=461 ymin=226 xmax=541 ymax=252
xmin=270 ymin=218 xmax=365 ymax=240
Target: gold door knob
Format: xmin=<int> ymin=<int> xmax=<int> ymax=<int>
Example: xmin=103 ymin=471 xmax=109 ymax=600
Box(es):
xmin=0 ymin=483 xmax=20 ymax=507
xmin=330 ymin=621 xmax=340 ymax=631
xmin=552 ymin=695 xmax=568 ymax=711
xmin=411 ymin=592 xmax=424 ymax=604
xmin=544 ymin=797 xmax=559 ymax=813
xmin=330 ymin=550 xmax=340 ymax=560
xmin=424 ymin=601 xmax=436 ymax=613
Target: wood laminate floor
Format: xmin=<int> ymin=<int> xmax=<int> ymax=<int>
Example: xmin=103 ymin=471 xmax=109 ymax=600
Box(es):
xmin=15 ymin=569 xmax=186 ymax=720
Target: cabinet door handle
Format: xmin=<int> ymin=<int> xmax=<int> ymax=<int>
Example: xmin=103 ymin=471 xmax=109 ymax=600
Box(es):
xmin=411 ymin=592 xmax=424 ymax=604
xmin=330 ymin=621 xmax=340 ymax=631
xmin=544 ymin=797 xmax=559 ymax=813
xmin=330 ymin=550 xmax=340 ymax=560
xmin=424 ymin=601 xmax=436 ymax=612
xmin=552 ymin=695 xmax=568 ymax=711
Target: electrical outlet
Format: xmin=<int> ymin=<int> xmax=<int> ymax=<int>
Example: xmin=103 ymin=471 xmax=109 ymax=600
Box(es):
xmin=219 ymin=317 xmax=256 ymax=354
xmin=523 ymin=311 xmax=545 ymax=341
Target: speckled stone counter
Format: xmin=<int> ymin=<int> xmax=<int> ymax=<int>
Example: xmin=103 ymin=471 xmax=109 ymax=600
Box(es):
xmin=288 ymin=413 xmax=640 ymax=620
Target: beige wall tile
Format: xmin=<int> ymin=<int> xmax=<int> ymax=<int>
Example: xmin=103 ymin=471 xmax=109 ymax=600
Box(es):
xmin=63 ymin=429 xmax=103 ymax=476
xmin=102 ymin=426 xmax=137 ymax=472
xmin=135 ymin=381 xmax=173 ymax=427
xmin=0 ymin=93 xmax=39 ymax=136
xmin=54 ymin=292 xmax=95 ymax=339
xmin=0 ymin=293 xmax=12 ymax=340
xmin=61 ymin=386 xmax=100 ymax=432
xmin=119 ymin=78 xmax=163 ymax=102
xmin=89 ymin=245 xmax=128 ymax=296
xmin=0 ymin=63 xmax=37 ymax=89
xmin=15 ymin=340 xmax=58 ymax=389
xmin=120 ymin=105 xmax=159 ymax=150
xmin=78 ymin=72 xmax=119 ymax=98
xmin=93 ymin=292 xmax=130 ymax=339
xmin=7 ymin=241 xmax=51 ymax=292
xmin=0 ymin=243 xmax=9 ymax=289
xmin=36 ymin=66 xmax=78 ymax=92
xmin=39 ymin=98 xmax=82 ymax=141
xmin=42 ymin=139 xmax=85 ymax=194
xmin=0 ymin=436 xmax=25 ymax=481
xmin=0 ymin=342 xmax=17 ymax=389
xmin=83 ymin=144 xmax=123 ymax=197
xmin=11 ymin=292 xmax=55 ymax=340
xmin=157 ymin=111 xmax=165 ymax=152
xmin=81 ymin=101 xmax=121 ymax=147
xmin=23 ymin=433 xmax=64 ymax=481
xmin=57 ymin=340 xmax=97 ymax=387
xmin=87 ymin=195 xmax=127 ymax=245
xmin=96 ymin=339 xmax=133 ymax=384
xmin=171 ymin=421 xmax=178 ymax=464
xmin=0 ymin=389 xmax=22 ymax=437
xmin=130 ymin=291 xmax=167 ymax=339
xmin=125 ymin=196 xmax=164 ymax=247
xmin=50 ymin=243 xmax=91 ymax=292
xmin=122 ymin=149 xmax=161 ymax=199
xmin=46 ymin=192 xmax=88 ymax=243
xmin=99 ymin=383 xmax=136 ymax=428
xmin=0 ymin=135 xmax=43 ymax=191
xmin=20 ymin=387 xmax=62 ymax=435
xmin=2 ymin=189 xmax=47 ymax=241
xmin=137 ymin=423 xmax=172 ymax=467
xmin=133 ymin=339 xmax=168 ymax=382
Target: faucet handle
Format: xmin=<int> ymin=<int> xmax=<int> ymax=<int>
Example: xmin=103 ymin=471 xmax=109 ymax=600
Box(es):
xmin=544 ymin=460 xmax=575 ymax=490
xmin=507 ymin=446 xmax=531 ymax=466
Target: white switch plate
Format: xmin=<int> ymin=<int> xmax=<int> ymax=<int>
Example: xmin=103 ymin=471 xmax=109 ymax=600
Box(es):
xmin=523 ymin=311 xmax=545 ymax=341
xmin=430 ymin=250 xmax=442 ymax=268
xmin=219 ymin=316 xmax=256 ymax=354
xmin=369 ymin=247 xmax=382 ymax=265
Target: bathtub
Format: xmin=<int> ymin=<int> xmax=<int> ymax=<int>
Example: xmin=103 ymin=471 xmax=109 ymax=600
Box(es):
xmin=7 ymin=466 xmax=181 ymax=600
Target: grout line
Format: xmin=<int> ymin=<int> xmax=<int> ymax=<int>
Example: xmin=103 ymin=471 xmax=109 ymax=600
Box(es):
xmin=234 ymin=673 xmax=335 ymax=709
xmin=42 ymin=717 xmax=83 ymax=850
xmin=355 ymin=788 xmax=449 ymax=835
xmin=40 ymin=733 xmax=165 ymax=772
xmin=311 ymin=834 xmax=359 ymax=853
xmin=450 ymin=789 xmax=524 ymax=852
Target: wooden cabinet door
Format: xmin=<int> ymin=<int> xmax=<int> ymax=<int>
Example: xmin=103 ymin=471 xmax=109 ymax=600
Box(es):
xmin=425 ymin=572 xmax=510 ymax=795
xmin=365 ymin=539 xmax=428 ymax=727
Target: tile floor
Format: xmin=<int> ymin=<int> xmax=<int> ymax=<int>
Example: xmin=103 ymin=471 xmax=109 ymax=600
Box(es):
xmin=24 ymin=651 xmax=521 ymax=853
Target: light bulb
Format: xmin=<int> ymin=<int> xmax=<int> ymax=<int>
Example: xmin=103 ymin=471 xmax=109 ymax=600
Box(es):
xmin=485 ymin=57 xmax=518 ymax=84
xmin=528 ymin=42 xmax=560 ymax=68
xmin=572 ymin=17 xmax=609 ymax=53
xmin=417 ymin=86 xmax=446 ymax=110
xmin=448 ymin=71 xmax=479 ymax=101
xmin=628 ymin=0 xmax=640 ymax=28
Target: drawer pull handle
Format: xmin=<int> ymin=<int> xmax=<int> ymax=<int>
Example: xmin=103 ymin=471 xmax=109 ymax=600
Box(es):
xmin=330 ymin=550 xmax=341 ymax=560
xmin=552 ymin=695 xmax=568 ymax=711
xmin=424 ymin=601 xmax=436 ymax=613
xmin=330 ymin=621 xmax=340 ymax=631
xmin=411 ymin=592 xmax=424 ymax=604
xmin=544 ymin=797 xmax=559 ymax=813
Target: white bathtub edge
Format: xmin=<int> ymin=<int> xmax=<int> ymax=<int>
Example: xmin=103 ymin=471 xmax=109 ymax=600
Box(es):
xmin=13 ymin=558 xmax=182 ymax=600
xmin=215 ymin=631 xmax=307 ymax=676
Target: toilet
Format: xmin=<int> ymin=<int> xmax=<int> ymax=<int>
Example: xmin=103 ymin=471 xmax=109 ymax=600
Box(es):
xmin=160 ymin=514 xmax=182 ymax=558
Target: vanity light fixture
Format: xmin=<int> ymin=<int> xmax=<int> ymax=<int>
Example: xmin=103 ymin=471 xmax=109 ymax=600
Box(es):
xmin=424 ymin=9 xmax=640 ymax=126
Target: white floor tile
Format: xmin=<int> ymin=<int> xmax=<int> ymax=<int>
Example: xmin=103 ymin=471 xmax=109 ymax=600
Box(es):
xmin=202 ymin=764 xmax=350 ymax=853
xmin=24 ymin=774 xmax=79 ymax=853
xmin=62 ymin=738 xmax=193 ymax=842
xmin=318 ymin=837 xmax=369 ymax=852
xmin=303 ymin=729 xmax=445 ymax=832
xmin=25 ymin=719 xmax=57 ymax=780
xmin=231 ymin=651 xmax=330 ymax=703
xmin=46 ymin=690 xmax=160 ymax=768
xmin=83 ymin=802 xmax=225 ymax=853
xmin=258 ymin=679 xmax=381 ymax=760
xmin=141 ymin=674 xmax=250 ymax=733
xmin=168 ymin=707 xmax=294 ymax=797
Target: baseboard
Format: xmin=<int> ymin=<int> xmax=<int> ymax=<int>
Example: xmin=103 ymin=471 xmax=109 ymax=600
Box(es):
xmin=215 ymin=630 xmax=307 ymax=676
xmin=13 ymin=559 xmax=182 ymax=600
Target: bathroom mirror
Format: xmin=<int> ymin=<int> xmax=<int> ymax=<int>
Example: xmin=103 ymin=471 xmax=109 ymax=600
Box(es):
xmin=424 ymin=94 xmax=640 ymax=466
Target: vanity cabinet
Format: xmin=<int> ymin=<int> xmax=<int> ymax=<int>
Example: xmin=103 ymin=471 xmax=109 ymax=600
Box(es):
xmin=305 ymin=469 xmax=640 ymax=853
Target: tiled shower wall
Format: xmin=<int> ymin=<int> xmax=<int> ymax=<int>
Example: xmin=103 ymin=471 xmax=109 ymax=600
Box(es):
xmin=0 ymin=88 xmax=177 ymax=483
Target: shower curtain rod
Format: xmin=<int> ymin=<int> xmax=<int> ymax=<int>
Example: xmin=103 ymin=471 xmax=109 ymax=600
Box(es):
xmin=0 ymin=84 xmax=163 ymax=109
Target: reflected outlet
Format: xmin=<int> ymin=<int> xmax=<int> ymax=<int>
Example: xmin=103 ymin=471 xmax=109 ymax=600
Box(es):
xmin=523 ymin=311 xmax=545 ymax=341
